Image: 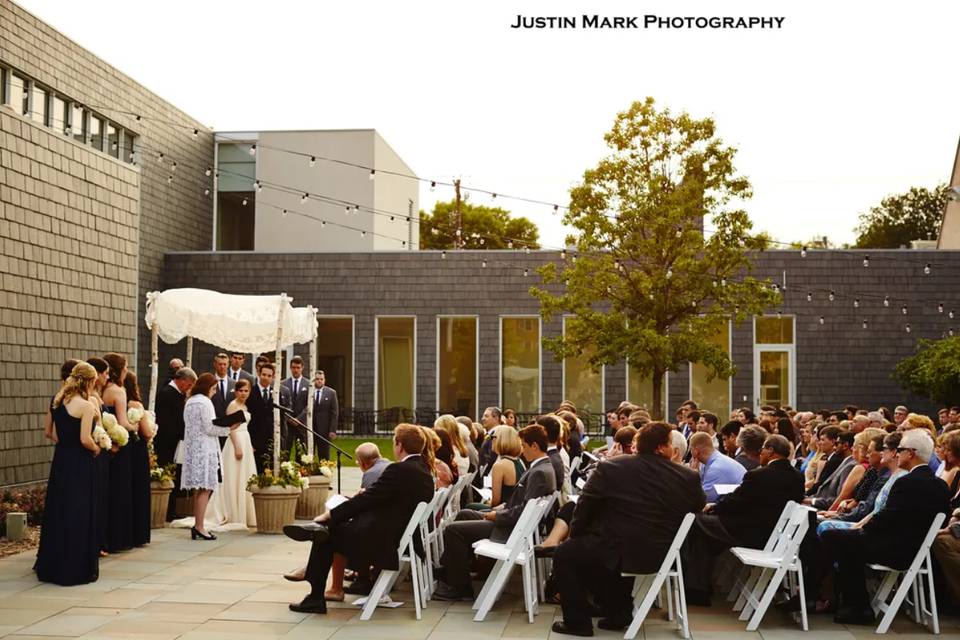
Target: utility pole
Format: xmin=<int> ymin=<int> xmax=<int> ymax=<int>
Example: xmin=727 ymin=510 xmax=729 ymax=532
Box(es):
xmin=454 ymin=178 xmax=463 ymax=249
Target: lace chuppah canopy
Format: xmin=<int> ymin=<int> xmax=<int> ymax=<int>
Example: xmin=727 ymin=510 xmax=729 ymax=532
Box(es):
xmin=145 ymin=288 xmax=319 ymax=473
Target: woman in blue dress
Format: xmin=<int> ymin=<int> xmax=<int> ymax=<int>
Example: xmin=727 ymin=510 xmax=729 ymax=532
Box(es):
xmin=35 ymin=362 xmax=101 ymax=585
xmin=124 ymin=370 xmax=151 ymax=546
xmin=103 ymin=352 xmax=137 ymax=552
xmin=86 ymin=356 xmax=111 ymax=556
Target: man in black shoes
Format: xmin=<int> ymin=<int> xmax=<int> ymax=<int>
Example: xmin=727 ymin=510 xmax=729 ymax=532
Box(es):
xmin=551 ymin=423 xmax=705 ymax=637
xmin=282 ymin=424 xmax=434 ymax=613
xmin=433 ymin=424 xmax=557 ymax=601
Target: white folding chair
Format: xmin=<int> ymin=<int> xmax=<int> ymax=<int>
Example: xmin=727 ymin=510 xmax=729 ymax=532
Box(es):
xmin=869 ymin=512 xmax=946 ymax=634
xmin=727 ymin=501 xmax=796 ymax=608
xmin=471 ymin=497 xmax=549 ymax=622
xmin=532 ymin=491 xmax=560 ymax=602
xmin=730 ymin=501 xmax=810 ymax=631
xmin=418 ymin=488 xmax=449 ymax=602
xmin=444 ymin=472 xmax=475 ymax=522
xmin=358 ymin=501 xmax=429 ymax=621
xmin=621 ymin=512 xmax=696 ymax=640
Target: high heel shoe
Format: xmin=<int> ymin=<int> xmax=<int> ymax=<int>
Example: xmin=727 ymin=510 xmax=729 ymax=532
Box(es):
xmin=191 ymin=527 xmax=216 ymax=541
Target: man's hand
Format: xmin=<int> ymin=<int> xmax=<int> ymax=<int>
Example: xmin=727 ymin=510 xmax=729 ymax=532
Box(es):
xmin=482 ymin=510 xmax=497 ymax=521
xmin=314 ymin=510 xmax=331 ymax=524
xmin=702 ymin=503 xmax=715 ymax=513
xmin=330 ymin=431 xmax=336 ymax=440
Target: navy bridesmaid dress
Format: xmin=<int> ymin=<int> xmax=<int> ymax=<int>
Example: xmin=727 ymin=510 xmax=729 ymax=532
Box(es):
xmin=104 ymin=402 xmax=134 ymax=552
xmin=93 ymin=407 xmax=110 ymax=553
xmin=130 ymin=426 xmax=151 ymax=546
xmin=35 ymin=404 xmax=99 ymax=585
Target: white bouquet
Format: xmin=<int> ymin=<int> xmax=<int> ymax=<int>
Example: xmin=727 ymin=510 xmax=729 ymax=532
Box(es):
xmin=300 ymin=454 xmax=314 ymax=465
xmin=319 ymin=464 xmax=332 ymax=478
xmin=127 ymin=407 xmax=145 ymax=426
xmin=141 ymin=410 xmax=158 ymax=439
xmin=101 ymin=412 xmax=128 ymax=447
xmin=92 ymin=425 xmax=112 ymax=450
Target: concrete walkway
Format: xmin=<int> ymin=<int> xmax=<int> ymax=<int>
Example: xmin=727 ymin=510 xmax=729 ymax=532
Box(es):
xmin=0 ymin=468 xmax=955 ymax=638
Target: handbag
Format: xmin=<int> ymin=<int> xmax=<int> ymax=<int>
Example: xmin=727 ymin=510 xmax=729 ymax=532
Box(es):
xmin=173 ymin=440 xmax=185 ymax=464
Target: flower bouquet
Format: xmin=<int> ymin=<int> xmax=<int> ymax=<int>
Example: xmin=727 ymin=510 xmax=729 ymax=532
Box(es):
xmin=246 ymin=448 xmax=305 ymax=533
xmin=292 ymin=440 xmax=334 ymax=478
xmin=127 ymin=407 xmax=158 ymax=440
xmin=101 ymin=412 xmax=128 ymax=447
xmin=92 ymin=425 xmax=112 ymax=451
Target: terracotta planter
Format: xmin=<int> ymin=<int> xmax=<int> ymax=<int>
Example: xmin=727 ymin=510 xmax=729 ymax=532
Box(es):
xmin=296 ymin=475 xmax=332 ymax=519
xmin=250 ymin=485 xmax=302 ymax=534
xmin=149 ymin=480 xmax=175 ymax=529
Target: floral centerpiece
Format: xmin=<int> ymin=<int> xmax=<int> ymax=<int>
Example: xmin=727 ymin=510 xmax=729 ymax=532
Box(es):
xmin=291 ymin=441 xmax=333 ymax=519
xmin=291 ymin=440 xmax=334 ymax=479
xmin=147 ymin=441 xmax=176 ymax=528
xmin=100 ymin=412 xmax=129 ymax=447
xmin=246 ymin=459 xmax=306 ymax=491
xmin=246 ymin=446 xmax=305 ymax=534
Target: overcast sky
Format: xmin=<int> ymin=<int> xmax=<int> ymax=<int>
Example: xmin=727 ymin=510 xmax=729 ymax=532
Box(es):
xmin=17 ymin=0 xmax=959 ymax=250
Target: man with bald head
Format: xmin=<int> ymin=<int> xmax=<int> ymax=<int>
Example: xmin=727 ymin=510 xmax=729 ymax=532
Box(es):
xmin=357 ymin=443 xmax=391 ymax=489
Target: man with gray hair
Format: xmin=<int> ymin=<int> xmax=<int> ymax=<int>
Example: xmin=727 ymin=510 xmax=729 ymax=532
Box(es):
xmin=155 ymin=366 xmax=197 ymax=521
xmin=867 ymin=411 xmax=885 ymax=430
xmin=821 ymin=428 xmax=950 ymax=624
xmin=682 ymin=433 xmax=805 ymax=605
xmin=356 ymin=442 xmax=391 ymax=490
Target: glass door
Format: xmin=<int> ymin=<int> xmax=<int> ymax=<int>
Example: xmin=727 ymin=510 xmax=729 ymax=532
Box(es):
xmin=754 ymin=347 xmax=794 ymax=409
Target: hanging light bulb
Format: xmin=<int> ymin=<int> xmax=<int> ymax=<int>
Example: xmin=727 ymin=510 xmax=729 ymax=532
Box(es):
xmin=951 ymin=310 xmax=956 ymax=319
xmin=905 ymin=324 xmax=912 ymax=334
xmin=309 ymin=156 xmax=316 ymax=167
xmin=254 ymin=180 xmax=262 ymax=192
xmin=819 ymin=316 xmax=825 ymax=325
xmin=863 ymin=319 xmax=869 ymax=329
xmin=854 ymin=298 xmax=860 ymax=308
xmin=248 ymin=144 xmax=256 ymax=156
xmin=507 ymin=241 xmax=514 ymax=249
xmin=666 ymin=268 xmax=673 ymax=279
xmin=828 ymin=290 xmax=835 ymax=301
xmin=676 ymin=226 xmax=683 ymax=238
xmin=241 ymin=197 xmax=248 ymax=206
xmin=320 ymin=220 xmax=326 ymax=228
xmin=441 ymin=250 xmax=447 ymax=259
xmin=776 ymin=311 xmax=782 ymax=319
xmin=157 ymin=152 xmax=164 ymax=162
xmin=203 ymin=188 xmax=210 ymax=196
xmin=430 ymin=181 xmax=436 ymax=192
xmin=481 ymin=259 xmax=487 ymax=268
xmin=939 ymin=303 xmax=944 ymax=314
xmin=800 ymin=246 xmax=807 ymax=258
xmin=720 ymin=278 xmax=727 ymax=287
xmin=924 ymin=263 xmax=931 ymax=275
xmin=523 ymin=268 xmax=529 ymax=277
xmin=281 ymin=209 xmax=287 ymax=218
xmin=167 ymin=175 xmax=172 ymax=184
xmin=170 ymin=161 xmax=177 ymax=171
xmin=301 ymin=193 xmax=309 ymax=203
xmin=883 ymin=296 xmax=890 ymax=307
xmin=863 ymin=255 xmax=870 ymax=267
xmin=361 ymin=231 xmax=366 ymax=237
xmin=553 ymin=204 xmax=559 ymax=215
xmin=901 ymin=305 xmax=907 ymax=315
xmin=192 ymin=128 xmax=199 ymax=138
xmin=205 ymin=166 xmax=212 ymax=177
xmin=806 ymin=292 xmax=812 ymax=302
xmin=369 ymin=169 xmax=376 ymax=180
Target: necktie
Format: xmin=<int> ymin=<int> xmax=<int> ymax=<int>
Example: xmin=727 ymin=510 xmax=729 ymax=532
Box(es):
xmin=263 ymin=388 xmax=269 ymax=403
xmin=315 ymin=390 xmax=320 ymax=404
xmin=293 ymin=379 xmax=298 ymax=396
xmin=232 ymin=370 xmax=238 ymax=381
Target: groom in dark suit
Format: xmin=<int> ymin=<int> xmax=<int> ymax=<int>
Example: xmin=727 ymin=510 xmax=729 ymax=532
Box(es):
xmin=211 ymin=353 xmax=236 ymax=418
xmin=247 ymin=362 xmax=291 ymax=472
xmin=282 ymin=424 xmax=434 ymax=614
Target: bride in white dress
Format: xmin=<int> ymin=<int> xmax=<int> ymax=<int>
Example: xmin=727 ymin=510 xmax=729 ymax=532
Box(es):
xmin=206 ymin=380 xmax=257 ymax=528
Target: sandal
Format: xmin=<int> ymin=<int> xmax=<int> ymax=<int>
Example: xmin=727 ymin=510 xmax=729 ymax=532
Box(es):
xmin=324 ymin=591 xmax=345 ymax=602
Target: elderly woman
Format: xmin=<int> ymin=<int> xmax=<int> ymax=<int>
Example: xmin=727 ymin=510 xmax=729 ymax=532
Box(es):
xmin=823 ymin=427 xmax=888 ymax=512
xmin=181 ymin=372 xmax=241 ymax=541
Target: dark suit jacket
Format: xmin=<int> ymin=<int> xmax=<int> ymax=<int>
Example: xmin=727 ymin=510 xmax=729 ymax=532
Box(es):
xmin=490 ymin=455 xmax=557 ymax=542
xmin=329 ymin=454 xmax=434 ymax=570
xmin=311 ymin=386 xmax=339 ymax=435
xmin=211 ymin=376 xmax=236 ymax=418
xmin=281 ymin=376 xmax=310 ymax=425
xmin=713 ymin=458 xmax=805 ymax=549
xmin=863 ymin=465 xmax=950 ymax=568
xmin=546 ymin=448 xmax=565 ymax=490
xmin=247 ymin=383 xmax=291 ymax=457
xmin=571 ymin=453 xmax=706 ymax=574
xmin=807 ymin=451 xmax=844 ymax=495
xmin=228 ymin=368 xmax=256 ymax=386
xmin=154 ymin=383 xmax=185 ymax=466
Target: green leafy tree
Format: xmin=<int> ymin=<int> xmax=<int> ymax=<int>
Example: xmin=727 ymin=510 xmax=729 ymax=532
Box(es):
xmin=531 ymin=97 xmax=779 ymax=419
xmin=854 ymin=184 xmax=948 ymax=248
xmin=894 ymin=337 xmax=960 ymax=406
xmin=419 ymin=199 xmax=540 ymax=249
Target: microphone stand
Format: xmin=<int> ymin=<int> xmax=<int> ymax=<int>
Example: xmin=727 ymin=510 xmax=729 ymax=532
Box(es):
xmin=272 ymin=403 xmax=353 ymax=494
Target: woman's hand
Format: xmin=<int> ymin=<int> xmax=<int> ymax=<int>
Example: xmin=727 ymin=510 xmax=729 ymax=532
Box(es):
xmin=235 ymin=449 xmax=243 ymax=460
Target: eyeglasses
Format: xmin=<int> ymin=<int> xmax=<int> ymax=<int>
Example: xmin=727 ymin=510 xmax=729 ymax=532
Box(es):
xmin=895 ymin=447 xmax=916 ymax=454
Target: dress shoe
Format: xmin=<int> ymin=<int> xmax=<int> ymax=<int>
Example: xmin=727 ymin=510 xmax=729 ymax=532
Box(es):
xmin=343 ymin=578 xmax=373 ymax=595
xmin=190 ymin=527 xmax=216 ymax=541
xmin=833 ymin=606 xmax=875 ymax=625
xmin=431 ymin=581 xmax=474 ymax=601
xmin=289 ymin=595 xmax=327 ymax=614
xmin=283 ymin=523 xmax=330 ymax=543
xmin=550 ymin=620 xmax=593 ymax=637
xmin=283 ymin=569 xmax=306 ymax=582
xmin=534 ymin=545 xmax=556 ymax=558
xmin=596 ymin=616 xmax=632 ymax=631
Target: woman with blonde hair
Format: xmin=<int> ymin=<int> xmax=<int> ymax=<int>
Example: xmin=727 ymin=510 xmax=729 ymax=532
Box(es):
xmin=35 ymin=362 xmax=101 ymax=585
xmin=421 ymin=427 xmax=453 ymax=488
xmin=902 ymin=413 xmax=943 ymax=472
xmin=435 ymin=414 xmax=469 ymax=475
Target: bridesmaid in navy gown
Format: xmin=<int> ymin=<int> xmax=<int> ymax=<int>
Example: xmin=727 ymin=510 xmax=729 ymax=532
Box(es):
xmin=124 ymin=371 xmax=151 ymax=546
xmin=87 ymin=356 xmax=111 ymax=556
xmin=103 ymin=353 xmax=135 ymax=553
xmin=35 ymin=361 xmax=101 ymax=585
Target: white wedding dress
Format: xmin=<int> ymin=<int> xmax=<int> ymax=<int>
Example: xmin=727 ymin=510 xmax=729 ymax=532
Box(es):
xmin=207 ymin=409 xmax=257 ymax=529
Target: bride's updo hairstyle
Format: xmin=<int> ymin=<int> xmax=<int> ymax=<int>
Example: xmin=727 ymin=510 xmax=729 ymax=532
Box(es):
xmin=234 ymin=378 xmax=251 ymax=393
xmin=53 ymin=362 xmax=97 ymax=408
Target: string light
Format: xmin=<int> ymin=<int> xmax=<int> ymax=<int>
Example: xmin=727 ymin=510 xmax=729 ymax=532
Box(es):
xmin=862 ymin=319 xmax=868 ymax=329
xmin=171 ymin=161 xmax=177 ymax=171
xmin=901 ymin=305 xmax=908 ymax=315
xmin=819 ymin=316 xmax=825 ymax=325
xmin=523 ymin=268 xmax=529 ymax=277
xmin=482 ymin=259 xmax=487 ymax=268
xmin=951 ymin=310 xmax=956 ymax=320
xmin=666 ymin=268 xmax=673 ymax=279
xmin=806 ymin=292 xmax=812 ymax=302
xmin=800 ymin=246 xmax=807 ymax=258
xmin=192 ymin=128 xmax=199 ymax=138
xmin=249 ymin=144 xmax=256 ymax=156
xmin=950 ymin=329 xmax=955 ymax=337
xmin=441 ymin=251 xmax=447 ymax=259
xmin=776 ymin=311 xmax=782 ymax=319
xmin=309 ymin=156 xmax=316 ymax=167
xmin=204 ymin=167 xmax=212 ymax=177
xmin=853 ymin=298 xmax=860 ymax=308
xmin=301 ymin=193 xmax=309 ymax=203
xmin=924 ymin=263 xmax=932 ymax=275
xmin=166 ymin=175 xmax=172 ymax=184
xmin=203 ymin=188 xmax=210 ymax=196
xmin=254 ymin=180 xmax=262 ymax=192
xmin=361 ymin=231 xmax=366 ymax=237
xmin=553 ymin=205 xmax=559 ymax=215
xmin=281 ymin=209 xmax=288 ymax=217
xmin=676 ymin=226 xmax=683 ymax=238
xmin=906 ymin=324 xmax=912 ymax=333
xmin=561 ymin=250 xmax=567 ymax=260
xmin=863 ymin=255 xmax=870 ymax=267
xmin=828 ymin=290 xmax=835 ymax=301
xmin=157 ymin=152 xmax=164 ymax=162
xmin=883 ymin=296 xmax=890 ymax=308
xmin=939 ymin=303 xmax=945 ymax=314
xmin=320 ymin=220 xmax=325 ymax=228
xmin=369 ymin=169 xmax=376 ymax=180
xmin=241 ymin=197 xmax=248 ymax=206
xmin=507 ymin=241 xmax=514 ymax=249
xmin=430 ymin=181 xmax=436 ymax=192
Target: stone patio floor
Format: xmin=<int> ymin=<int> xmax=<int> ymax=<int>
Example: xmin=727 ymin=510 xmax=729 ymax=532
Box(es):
xmin=1 ymin=467 xmax=956 ymax=639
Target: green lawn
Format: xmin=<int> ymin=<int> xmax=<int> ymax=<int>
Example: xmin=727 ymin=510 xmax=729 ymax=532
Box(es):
xmin=315 ymin=437 xmax=394 ymax=467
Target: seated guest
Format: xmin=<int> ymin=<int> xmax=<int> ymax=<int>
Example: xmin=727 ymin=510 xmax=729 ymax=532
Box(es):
xmin=356 ymin=442 xmax=391 ymax=489
xmin=820 ymin=429 xmax=950 ymax=624
xmin=807 ymin=430 xmax=856 ymax=509
xmin=281 ymin=424 xmax=434 ymax=614
xmin=433 ymin=425 xmax=556 ymax=601
xmin=720 ymin=420 xmax=741 ymax=458
xmin=932 ymin=430 xmax=960 ymax=604
xmin=551 ymin=423 xmax=706 ymax=636
xmin=422 ymin=430 xmax=453 ymax=489
xmin=807 ymin=426 xmax=844 ymax=495
xmin=434 ymin=428 xmax=460 ymax=482
xmin=608 ymin=425 xmax=638 ymax=457
xmin=539 ymin=415 xmax=569 ymax=498
xmin=670 ymin=428 xmax=688 ymax=463
xmin=901 ymin=413 xmax=944 ymax=474
xmin=823 ymin=428 xmax=888 ymax=512
xmin=689 ymin=432 xmax=746 ymax=502
xmin=735 ymin=426 xmax=767 ymax=471
xmin=683 ymin=434 xmax=804 ymax=604
xmin=484 ymin=425 xmax=525 ymax=507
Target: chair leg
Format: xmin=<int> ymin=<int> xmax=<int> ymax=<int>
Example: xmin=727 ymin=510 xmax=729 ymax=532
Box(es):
xmin=665 ymin=573 xmax=675 ymax=621
xmin=674 ymin=558 xmax=690 ymax=640
xmin=623 ymin=573 xmax=668 ymax=640
xmin=871 ymin=571 xmax=900 ymax=617
xmin=473 ymin=562 xmax=515 ymax=622
xmin=746 ymin=567 xmax=787 ymax=631
xmin=735 ymin=567 xmax=760 ymax=612
xmin=472 ymin=559 xmax=504 ymax=611
xmin=360 ymin=570 xmax=395 ymax=621
xmin=739 ymin=567 xmax=771 ymax=621
xmin=410 ymin=555 xmax=422 ymax=620
xmin=876 ymin=571 xmax=914 ymax=634
xmin=795 ymin=561 xmax=808 ymax=632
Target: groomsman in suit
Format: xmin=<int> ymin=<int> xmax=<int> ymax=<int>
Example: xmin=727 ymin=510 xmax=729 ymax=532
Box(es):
xmin=281 ymin=356 xmax=311 ymax=449
xmin=247 ymin=362 xmax=292 ymax=472
xmin=227 ymin=352 xmax=256 ymax=385
xmin=155 ymin=367 xmax=197 ymax=520
xmin=211 ymin=353 xmax=236 ymax=418
xmin=311 ymin=370 xmax=339 ymax=460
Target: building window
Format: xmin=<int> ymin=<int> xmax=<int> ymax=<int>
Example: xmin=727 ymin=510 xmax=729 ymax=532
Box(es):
xmin=754 ymin=316 xmax=796 ymax=410
xmin=376 ymin=317 xmax=416 ymax=421
xmin=501 ymin=317 xmax=540 ymax=414
xmin=690 ymin=321 xmax=731 ymax=417
xmin=626 ymin=368 xmax=667 ymax=416
xmin=70 ymin=104 xmax=85 ymax=143
xmin=314 ymin=317 xmax=353 ymax=426
xmin=437 ymin=316 xmax=477 ymax=419
xmin=216 ymin=142 xmax=256 ymax=250
xmin=89 ymin=115 xmax=103 ymax=150
xmin=9 ymin=73 xmax=27 ymax=116
xmin=562 ymin=317 xmax=603 ymax=427
xmin=106 ymin=123 xmax=119 ymax=158
xmin=51 ymin=95 xmax=67 ymax=134
xmin=122 ymin=130 xmax=136 ymax=162
xmin=30 ymin=84 xmax=48 ymax=124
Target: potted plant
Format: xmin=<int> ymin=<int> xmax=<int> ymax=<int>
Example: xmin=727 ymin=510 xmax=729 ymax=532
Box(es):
xmin=247 ymin=449 xmax=304 ymax=534
xmin=148 ymin=443 xmax=176 ymax=529
xmin=291 ymin=441 xmax=334 ymax=518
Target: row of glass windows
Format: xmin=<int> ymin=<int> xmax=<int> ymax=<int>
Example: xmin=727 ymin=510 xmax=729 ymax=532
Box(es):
xmin=309 ymin=315 xmax=796 ymax=423
xmin=0 ymin=64 xmax=137 ymax=163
